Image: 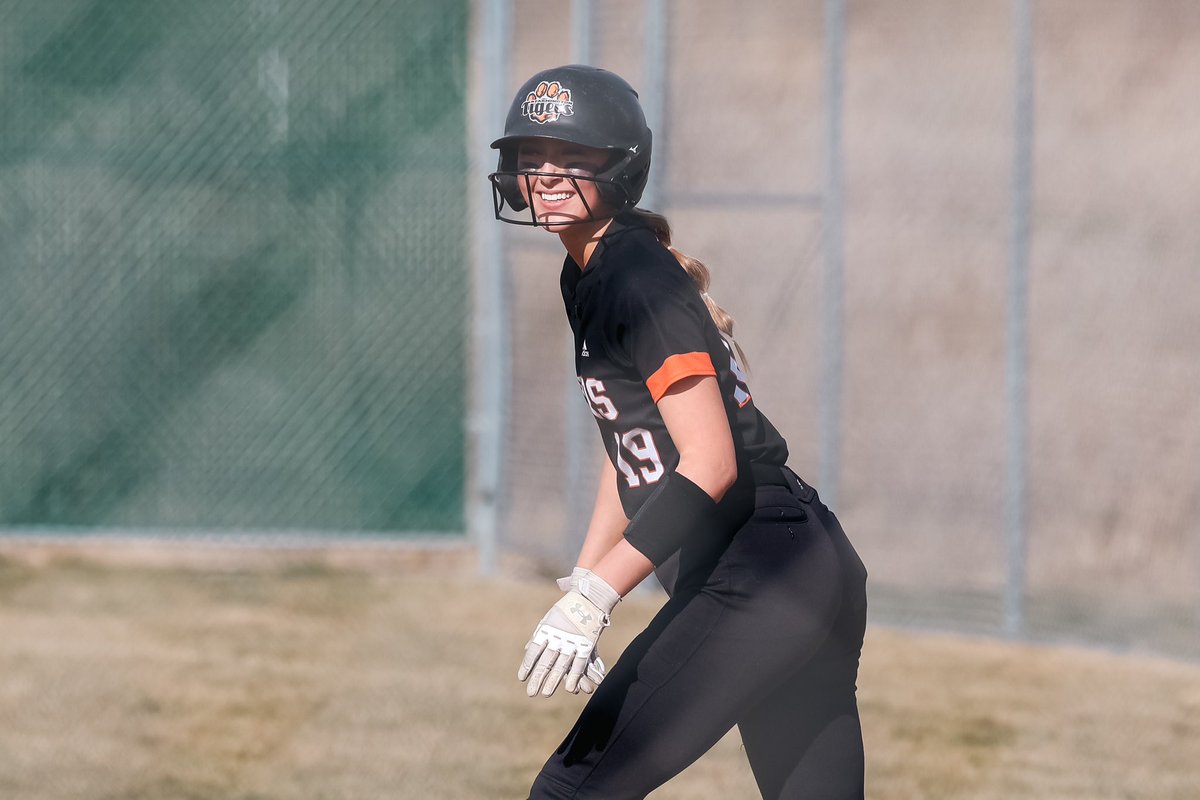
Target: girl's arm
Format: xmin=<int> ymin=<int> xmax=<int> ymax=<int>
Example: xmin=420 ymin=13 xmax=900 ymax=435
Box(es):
xmin=575 ymin=457 xmax=630 ymax=571
xmin=654 ymin=374 xmax=738 ymax=500
xmin=588 ymin=374 xmax=736 ymax=596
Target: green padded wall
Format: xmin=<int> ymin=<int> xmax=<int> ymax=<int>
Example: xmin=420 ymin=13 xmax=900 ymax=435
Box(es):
xmin=0 ymin=0 xmax=468 ymax=533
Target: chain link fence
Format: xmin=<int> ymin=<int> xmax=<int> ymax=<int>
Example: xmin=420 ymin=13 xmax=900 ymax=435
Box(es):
xmin=0 ymin=0 xmax=468 ymax=534
xmin=487 ymin=0 xmax=1200 ymax=660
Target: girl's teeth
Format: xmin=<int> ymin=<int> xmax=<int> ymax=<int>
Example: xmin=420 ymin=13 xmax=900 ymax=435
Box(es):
xmin=541 ymin=192 xmax=570 ymax=201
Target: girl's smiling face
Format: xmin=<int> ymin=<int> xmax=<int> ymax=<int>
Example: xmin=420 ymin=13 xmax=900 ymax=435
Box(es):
xmin=515 ymin=138 xmax=612 ymax=230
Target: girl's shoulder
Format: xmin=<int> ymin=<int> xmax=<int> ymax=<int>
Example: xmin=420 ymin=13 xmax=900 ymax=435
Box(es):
xmin=601 ymin=231 xmax=691 ymax=295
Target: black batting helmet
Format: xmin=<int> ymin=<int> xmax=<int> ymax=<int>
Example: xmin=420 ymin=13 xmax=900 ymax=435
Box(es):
xmin=489 ymin=64 xmax=653 ymax=225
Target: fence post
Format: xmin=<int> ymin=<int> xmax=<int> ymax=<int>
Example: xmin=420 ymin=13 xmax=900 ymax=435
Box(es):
xmin=571 ymin=0 xmax=593 ymax=66
xmin=1004 ymin=0 xmax=1035 ymax=637
xmin=640 ymin=0 xmax=668 ymax=212
xmin=471 ymin=0 xmax=512 ymax=576
xmin=565 ymin=0 xmax=596 ymax=563
xmin=820 ymin=0 xmax=846 ymax=511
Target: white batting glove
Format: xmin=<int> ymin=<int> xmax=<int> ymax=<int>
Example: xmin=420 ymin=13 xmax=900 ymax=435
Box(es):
xmin=555 ymin=567 xmax=608 ymax=694
xmin=519 ymin=570 xmax=620 ymax=697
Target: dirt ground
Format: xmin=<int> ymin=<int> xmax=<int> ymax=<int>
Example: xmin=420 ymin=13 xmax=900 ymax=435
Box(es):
xmin=1 ymin=541 xmax=1198 ymax=799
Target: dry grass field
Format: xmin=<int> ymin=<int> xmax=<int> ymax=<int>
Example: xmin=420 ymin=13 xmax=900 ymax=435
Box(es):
xmin=1 ymin=541 xmax=1199 ymax=800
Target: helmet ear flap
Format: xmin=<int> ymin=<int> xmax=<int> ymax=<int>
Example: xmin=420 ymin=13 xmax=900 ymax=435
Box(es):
xmin=495 ymin=173 xmax=528 ymax=211
xmin=595 ymin=181 xmax=629 ymax=210
xmin=593 ymin=149 xmax=644 ymax=212
xmin=494 ymin=149 xmax=529 ymax=211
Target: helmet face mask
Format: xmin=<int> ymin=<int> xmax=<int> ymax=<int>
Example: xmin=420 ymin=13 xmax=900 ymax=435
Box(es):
xmin=489 ymin=151 xmax=639 ymax=227
xmin=489 ymin=65 xmax=652 ymax=228
xmin=490 ymin=170 xmax=611 ymax=227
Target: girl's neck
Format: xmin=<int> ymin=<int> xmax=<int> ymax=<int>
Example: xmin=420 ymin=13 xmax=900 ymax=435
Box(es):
xmin=560 ymin=217 xmax=616 ymax=270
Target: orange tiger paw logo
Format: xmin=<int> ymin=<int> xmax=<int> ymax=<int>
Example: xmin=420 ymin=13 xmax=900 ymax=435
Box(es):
xmin=521 ymin=80 xmax=574 ymax=124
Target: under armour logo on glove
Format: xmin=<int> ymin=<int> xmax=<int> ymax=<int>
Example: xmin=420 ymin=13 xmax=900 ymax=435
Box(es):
xmin=570 ymin=603 xmax=593 ymax=625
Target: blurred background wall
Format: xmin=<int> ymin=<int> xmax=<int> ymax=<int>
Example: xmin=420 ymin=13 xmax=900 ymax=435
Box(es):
xmin=484 ymin=0 xmax=1200 ymax=658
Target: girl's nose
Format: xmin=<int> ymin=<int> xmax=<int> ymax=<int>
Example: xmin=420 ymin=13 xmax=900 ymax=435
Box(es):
xmin=535 ymin=167 xmax=568 ymax=187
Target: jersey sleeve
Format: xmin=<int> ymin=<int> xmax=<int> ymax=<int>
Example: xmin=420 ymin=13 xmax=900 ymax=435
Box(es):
xmin=612 ymin=270 xmax=717 ymax=403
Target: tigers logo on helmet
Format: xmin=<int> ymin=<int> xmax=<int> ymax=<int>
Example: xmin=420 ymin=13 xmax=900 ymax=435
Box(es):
xmin=521 ymin=80 xmax=574 ymax=124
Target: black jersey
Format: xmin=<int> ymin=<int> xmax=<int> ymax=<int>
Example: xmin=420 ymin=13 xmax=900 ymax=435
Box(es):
xmin=561 ymin=216 xmax=789 ymax=521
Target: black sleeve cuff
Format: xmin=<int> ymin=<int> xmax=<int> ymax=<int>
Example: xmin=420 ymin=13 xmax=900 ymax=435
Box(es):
xmin=622 ymin=472 xmax=724 ymax=566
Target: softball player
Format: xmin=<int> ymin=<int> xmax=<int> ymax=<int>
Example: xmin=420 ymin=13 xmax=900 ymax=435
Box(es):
xmin=489 ymin=64 xmax=868 ymax=800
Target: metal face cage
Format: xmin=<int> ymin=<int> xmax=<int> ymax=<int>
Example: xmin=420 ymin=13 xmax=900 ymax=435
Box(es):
xmin=488 ymin=170 xmax=631 ymax=227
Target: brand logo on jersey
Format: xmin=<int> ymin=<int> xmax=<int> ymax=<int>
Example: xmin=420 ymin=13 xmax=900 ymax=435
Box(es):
xmin=580 ymin=340 xmax=589 ymax=357
xmin=521 ymin=80 xmax=574 ymax=124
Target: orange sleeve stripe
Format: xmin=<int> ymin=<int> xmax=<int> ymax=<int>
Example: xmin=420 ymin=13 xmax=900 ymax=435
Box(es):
xmin=646 ymin=352 xmax=717 ymax=402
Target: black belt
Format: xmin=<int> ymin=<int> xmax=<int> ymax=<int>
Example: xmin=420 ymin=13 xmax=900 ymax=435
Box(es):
xmin=750 ymin=462 xmax=817 ymax=503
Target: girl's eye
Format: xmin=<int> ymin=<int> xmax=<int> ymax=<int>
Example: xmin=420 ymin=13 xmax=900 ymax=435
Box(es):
xmin=512 ymin=159 xmax=598 ymax=175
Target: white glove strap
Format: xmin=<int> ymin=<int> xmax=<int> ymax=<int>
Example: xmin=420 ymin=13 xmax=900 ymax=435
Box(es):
xmin=556 ymin=566 xmax=589 ymax=593
xmin=575 ymin=571 xmax=621 ymax=617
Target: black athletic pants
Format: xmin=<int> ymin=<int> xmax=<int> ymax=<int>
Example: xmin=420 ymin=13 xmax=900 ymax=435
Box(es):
xmin=529 ymin=466 xmax=869 ymax=799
